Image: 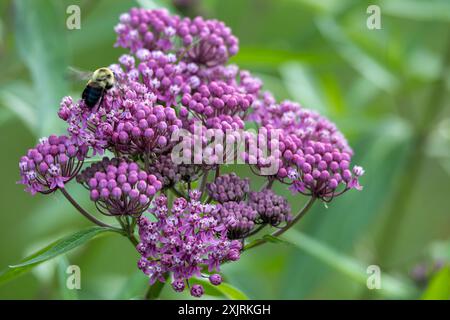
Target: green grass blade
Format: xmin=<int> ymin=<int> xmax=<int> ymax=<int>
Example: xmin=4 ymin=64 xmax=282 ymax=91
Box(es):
xmin=281 ymin=229 xmax=418 ymax=299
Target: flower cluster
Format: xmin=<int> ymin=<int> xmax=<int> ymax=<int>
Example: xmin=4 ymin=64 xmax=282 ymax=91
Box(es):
xmin=77 ymin=157 xmax=162 ymax=216
xmin=59 ymin=71 xmax=183 ymax=158
xmin=251 ymin=92 xmax=352 ymax=154
xmin=283 ymin=138 xmax=363 ymax=201
xmin=17 ymin=8 xmax=365 ymax=299
xmin=147 ymin=154 xmax=202 ymax=187
xmin=18 ymin=135 xmax=87 ymax=195
xmin=115 ymin=9 xmax=179 ymax=55
xmin=248 ymin=189 xmax=292 ymax=226
xmin=113 ymin=8 xmax=261 ymax=145
xmin=59 ymin=10 xmax=261 ymax=165
xmin=197 ymin=65 xmax=262 ymax=96
xmin=180 ymin=81 xmax=253 ymax=129
xmin=115 ymin=8 xmax=238 ymax=66
xmin=206 ymin=173 xmax=292 ymax=236
xmin=248 ymin=92 xmax=364 ymax=200
xmin=115 ymin=51 xmax=191 ymax=106
xmin=136 ymin=192 xmax=241 ymax=297
xmin=206 ymin=173 xmax=250 ymax=203
xmin=214 ymin=201 xmax=257 ymax=239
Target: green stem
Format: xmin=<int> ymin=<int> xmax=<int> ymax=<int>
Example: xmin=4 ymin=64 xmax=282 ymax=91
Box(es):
xmin=145 ymin=274 xmax=169 ymax=299
xmin=127 ymin=233 xmax=139 ymax=247
xmin=60 ymin=188 xmax=118 ymax=230
xmin=246 ymin=224 xmax=267 ymax=237
xmin=170 ymin=186 xmax=186 ymax=198
xmin=215 ymin=166 xmax=220 ymax=179
xmin=265 ymin=178 xmax=275 ymax=190
xmin=199 ymin=169 xmax=209 ymax=198
xmin=259 ymin=178 xmax=273 ymax=191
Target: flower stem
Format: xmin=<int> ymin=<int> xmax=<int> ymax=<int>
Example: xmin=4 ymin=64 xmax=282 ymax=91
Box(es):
xmin=145 ymin=274 xmax=169 ymax=299
xmin=60 ymin=188 xmax=119 ymax=230
xmin=170 ymin=186 xmax=185 ymax=198
xmin=260 ymin=178 xmax=274 ymax=191
xmin=127 ymin=233 xmax=139 ymax=246
xmin=246 ymin=224 xmax=267 ymax=237
xmin=199 ymin=169 xmax=209 ymax=198
xmin=215 ymin=166 xmax=220 ymax=179
xmin=275 ymin=196 xmax=317 ymax=237
xmin=116 ymin=216 xmax=139 ymax=246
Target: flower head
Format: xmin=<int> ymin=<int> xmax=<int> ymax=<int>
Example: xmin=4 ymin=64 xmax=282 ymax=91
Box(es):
xmin=207 ymin=173 xmax=250 ymax=203
xmin=209 ymin=273 xmax=222 ymax=286
xmin=137 ymin=193 xmax=241 ymax=296
xmin=190 ymin=284 xmax=204 ymax=298
xmin=214 ymin=201 xmax=258 ymax=239
xmin=147 ymin=154 xmax=202 ymax=188
xmin=115 ymin=8 xmax=239 ymax=66
xmin=248 ymin=91 xmax=364 ymax=199
xmin=77 ymin=157 xmax=162 ymax=216
xmin=59 ymin=78 xmax=183 ymax=158
xmin=249 ymin=189 xmax=292 ymax=226
xmin=115 ymin=8 xmax=179 ymax=53
xmin=251 ymin=92 xmax=353 ymax=154
xmin=180 ymin=80 xmax=253 ymax=129
xmin=18 ymin=135 xmax=87 ymax=195
xmin=283 ymin=138 xmax=364 ymax=200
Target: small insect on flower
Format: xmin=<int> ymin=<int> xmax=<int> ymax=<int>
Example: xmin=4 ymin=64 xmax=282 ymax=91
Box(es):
xmin=82 ymin=68 xmax=116 ymax=109
xmin=67 ymin=67 xmax=116 ymax=109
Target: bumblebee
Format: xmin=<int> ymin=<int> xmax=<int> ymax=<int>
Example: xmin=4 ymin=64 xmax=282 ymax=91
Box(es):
xmin=81 ymin=68 xmax=115 ymax=109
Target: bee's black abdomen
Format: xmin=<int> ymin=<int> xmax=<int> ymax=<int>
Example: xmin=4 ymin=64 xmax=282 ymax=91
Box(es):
xmin=82 ymin=85 xmax=104 ymax=109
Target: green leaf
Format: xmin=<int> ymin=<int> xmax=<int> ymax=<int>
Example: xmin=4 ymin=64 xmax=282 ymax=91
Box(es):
xmin=11 ymin=227 xmax=115 ymax=268
xmin=421 ymin=266 xmax=450 ymax=300
xmin=380 ymin=0 xmax=450 ymax=22
xmin=263 ymin=234 xmax=290 ymax=245
xmin=315 ymin=16 xmax=399 ymax=93
xmin=281 ymin=229 xmax=418 ymax=299
xmin=291 ymin=0 xmax=349 ymax=14
xmin=243 ymin=234 xmax=290 ymax=251
xmin=0 ymin=82 xmax=37 ymax=134
xmin=215 ymin=282 xmax=250 ymax=300
xmin=0 ymin=227 xmax=117 ymax=285
xmin=0 ymin=108 xmax=13 ymax=127
xmin=280 ymin=62 xmax=328 ymax=114
xmin=145 ymin=278 xmax=168 ymax=300
xmin=57 ymin=256 xmax=79 ymax=300
xmin=243 ymin=239 xmax=265 ymax=251
xmin=14 ymin=0 xmax=68 ymax=136
xmin=232 ymin=46 xmax=334 ymax=69
xmin=0 ymin=241 xmax=58 ymax=286
xmin=114 ymin=271 xmax=149 ymax=300
xmin=0 ymin=16 xmax=3 ymax=49
xmin=194 ymin=278 xmax=249 ymax=300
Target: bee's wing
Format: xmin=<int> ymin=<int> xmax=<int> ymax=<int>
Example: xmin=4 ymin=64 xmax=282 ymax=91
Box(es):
xmin=65 ymin=66 xmax=93 ymax=83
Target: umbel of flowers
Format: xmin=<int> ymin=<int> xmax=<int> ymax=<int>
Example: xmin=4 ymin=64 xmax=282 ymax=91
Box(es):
xmin=17 ymin=8 xmax=364 ymax=298
xmin=136 ymin=191 xmax=241 ymax=295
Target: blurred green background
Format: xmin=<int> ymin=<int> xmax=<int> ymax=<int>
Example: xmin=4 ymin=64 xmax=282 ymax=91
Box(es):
xmin=0 ymin=0 xmax=449 ymax=299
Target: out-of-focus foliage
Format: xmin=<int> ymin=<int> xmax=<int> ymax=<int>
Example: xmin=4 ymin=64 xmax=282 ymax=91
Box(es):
xmin=421 ymin=267 xmax=450 ymax=300
xmin=0 ymin=0 xmax=448 ymax=299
